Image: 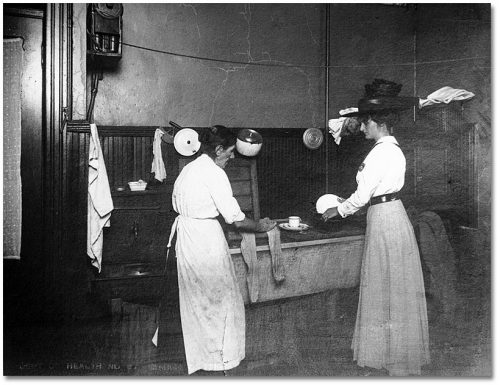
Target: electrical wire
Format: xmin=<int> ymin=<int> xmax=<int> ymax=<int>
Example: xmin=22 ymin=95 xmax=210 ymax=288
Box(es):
xmin=119 ymin=40 xmax=321 ymax=68
xmin=86 ymin=29 xmax=489 ymax=69
xmin=119 ymin=40 xmax=489 ymax=69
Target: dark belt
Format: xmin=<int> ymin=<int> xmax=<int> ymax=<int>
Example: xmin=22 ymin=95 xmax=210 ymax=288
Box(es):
xmin=369 ymin=192 xmax=399 ymax=206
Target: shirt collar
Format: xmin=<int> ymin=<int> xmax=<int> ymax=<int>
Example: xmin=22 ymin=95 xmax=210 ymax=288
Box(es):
xmin=374 ymin=135 xmax=399 ymax=146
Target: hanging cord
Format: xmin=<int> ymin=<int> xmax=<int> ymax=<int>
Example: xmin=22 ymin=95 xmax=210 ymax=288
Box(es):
xmin=86 ymin=69 xmax=102 ymax=122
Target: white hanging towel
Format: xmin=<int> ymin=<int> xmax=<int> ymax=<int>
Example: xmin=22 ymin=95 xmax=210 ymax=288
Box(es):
xmin=151 ymin=128 xmax=167 ymax=182
xmin=419 ymin=86 xmax=475 ymax=108
xmin=328 ymin=118 xmax=345 ymax=145
xmin=328 ymin=107 xmax=358 ymax=145
xmin=87 ymin=123 xmax=114 ymax=272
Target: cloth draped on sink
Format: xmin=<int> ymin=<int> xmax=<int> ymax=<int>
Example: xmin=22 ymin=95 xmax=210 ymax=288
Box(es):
xmin=239 ymin=226 xmax=285 ymax=303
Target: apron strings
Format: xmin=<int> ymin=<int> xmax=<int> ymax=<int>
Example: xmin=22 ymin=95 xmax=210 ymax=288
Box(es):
xmin=154 ymin=215 xmax=180 ymax=347
xmin=167 ymin=215 xmax=180 ymax=248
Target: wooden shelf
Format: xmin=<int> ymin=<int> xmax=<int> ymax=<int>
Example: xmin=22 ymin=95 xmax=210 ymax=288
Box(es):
xmin=111 ymin=188 xmax=166 ymax=197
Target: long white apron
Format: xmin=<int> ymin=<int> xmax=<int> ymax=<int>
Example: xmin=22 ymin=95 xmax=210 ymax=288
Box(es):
xmin=175 ymin=214 xmax=245 ymax=374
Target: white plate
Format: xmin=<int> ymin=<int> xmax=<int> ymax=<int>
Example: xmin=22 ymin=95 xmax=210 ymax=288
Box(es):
xmin=279 ymin=223 xmax=310 ymax=232
xmin=316 ymin=194 xmax=343 ymax=214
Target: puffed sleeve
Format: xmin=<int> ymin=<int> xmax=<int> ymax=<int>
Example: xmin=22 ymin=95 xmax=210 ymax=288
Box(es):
xmin=337 ymin=152 xmax=383 ymax=218
xmin=206 ymin=167 xmax=246 ymax=224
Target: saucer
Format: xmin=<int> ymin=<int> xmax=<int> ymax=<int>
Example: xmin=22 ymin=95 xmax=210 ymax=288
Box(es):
xmin=279 ymin=223 xmax=310 ymax=232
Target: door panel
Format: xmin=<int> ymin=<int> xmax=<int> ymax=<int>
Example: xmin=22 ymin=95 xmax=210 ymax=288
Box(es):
xmin=417 ymin=147 xmax=449 ymax=196
xmin=3 ymin=10 xmax=44 ymax=264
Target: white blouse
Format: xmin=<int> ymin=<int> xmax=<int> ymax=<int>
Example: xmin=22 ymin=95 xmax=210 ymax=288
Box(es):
xmin=172 ymin=154 xmax=246 ymax=224
xmin=337 ymin=135 xmax=406 ymax=218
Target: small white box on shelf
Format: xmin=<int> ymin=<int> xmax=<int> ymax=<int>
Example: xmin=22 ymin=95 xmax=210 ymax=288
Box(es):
xmin=128 ymin=180 xmax=147 ymax=191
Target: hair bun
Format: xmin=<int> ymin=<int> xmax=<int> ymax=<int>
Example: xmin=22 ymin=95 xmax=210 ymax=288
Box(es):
xmin=211 ymin=125 xmax=225 ymax=134
xmin=198 ymin=129 xmax=212 ymax=144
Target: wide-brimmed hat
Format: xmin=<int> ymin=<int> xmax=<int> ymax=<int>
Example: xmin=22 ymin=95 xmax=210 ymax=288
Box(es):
xmin=341 ymin=79 xmax=419 ymax=117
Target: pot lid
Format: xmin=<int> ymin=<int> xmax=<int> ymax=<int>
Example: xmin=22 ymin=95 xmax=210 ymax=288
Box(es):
xmin=173 ymin=128 xmax=201 ymax=156
xmin=303 ymin=128 xmax=324 ymax=150
xmin=237 ymin=128 xmax=263 ymax=144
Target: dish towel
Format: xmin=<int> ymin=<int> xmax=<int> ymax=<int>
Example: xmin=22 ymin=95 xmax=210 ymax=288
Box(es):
xmin=328 ymin=107 xmax=358 ymax=145
xmin=239 ymin=226 xmax=286 ymax=302
xmin=240 ymin=232 xmax=260 ymax=303
xmin=267 ymin=227 xmax=285 ymax=283
xmin=419 ymin=86 xmax=475 ymax=108
xmin=151 ymin=128 xmax=167 ymax=182
xmin=87 ymin=123 xmax=114 ymax=272
xmin=328 ymin=118 xmax=345 ymax=145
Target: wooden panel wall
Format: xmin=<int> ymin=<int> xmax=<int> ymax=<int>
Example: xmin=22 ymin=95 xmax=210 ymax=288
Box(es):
xmin=64 ymin=127 xmax=334 ymax=258
xmin=257 ymin=129 xmax=335 ymax=220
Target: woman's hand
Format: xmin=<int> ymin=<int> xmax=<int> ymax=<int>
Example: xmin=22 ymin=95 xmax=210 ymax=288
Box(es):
xmin=255 ymin=217 xmax=277 ymax=232
xmin=322 ymin=207 xmax=339 ymax=222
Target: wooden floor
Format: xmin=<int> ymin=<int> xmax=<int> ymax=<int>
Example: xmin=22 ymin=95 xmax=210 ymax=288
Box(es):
xmin=3 ymin=231 xmax=491 ymax=377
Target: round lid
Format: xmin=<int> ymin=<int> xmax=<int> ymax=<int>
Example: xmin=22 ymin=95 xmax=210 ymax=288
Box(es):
xmin=173 ymin=128 xmax=201 ymax=156
xmin=236 ymin=129 xmax=263 ymax=156
xmin=237 ymin=128 xmax=263 ymax=144
xmin=303 ymin=128 xmax=324 ymax=150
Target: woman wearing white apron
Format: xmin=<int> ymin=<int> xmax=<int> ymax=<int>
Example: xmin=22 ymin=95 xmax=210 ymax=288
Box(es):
xmin=171 ymin=125 xmax=276 ymax=375
xmin=323 ymin=80 xmax=430 ymax=376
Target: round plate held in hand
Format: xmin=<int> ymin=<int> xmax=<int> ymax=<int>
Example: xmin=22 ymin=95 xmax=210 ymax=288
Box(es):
xmin=316 ymin=194 xmax=344 ymax=214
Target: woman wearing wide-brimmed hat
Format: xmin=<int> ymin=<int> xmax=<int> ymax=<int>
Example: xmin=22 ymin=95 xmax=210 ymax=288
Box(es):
xmin=323 ymin=79 xmax=430 ymax=376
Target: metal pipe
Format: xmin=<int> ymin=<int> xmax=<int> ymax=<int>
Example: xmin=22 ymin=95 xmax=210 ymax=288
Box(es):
xmin=324 ymin=3 xmax=331 ymax=193
xmin=66 ymin=4 xmax=73 ymax=121
xmin=168 ymin=121 xmax=184 ymax=130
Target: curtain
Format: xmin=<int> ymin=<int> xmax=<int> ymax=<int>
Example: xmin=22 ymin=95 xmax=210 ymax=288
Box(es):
xmin=3 ymin=38 xmax=23 ymax=260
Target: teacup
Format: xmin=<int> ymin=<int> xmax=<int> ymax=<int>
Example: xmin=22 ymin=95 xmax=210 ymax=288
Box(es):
xmin=288 ymin=216 xmax=301 ymax=228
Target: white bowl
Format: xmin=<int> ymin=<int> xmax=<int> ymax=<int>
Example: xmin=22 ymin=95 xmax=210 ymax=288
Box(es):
xmin=236 ymin=129 xmax=263 ymax=157
xmin=236 ymin=139 xmax=263 ymax=157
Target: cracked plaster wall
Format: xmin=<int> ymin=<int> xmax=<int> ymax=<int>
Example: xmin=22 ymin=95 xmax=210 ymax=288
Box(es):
xmin=92 ymin=3 xmax=325 ymax=128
